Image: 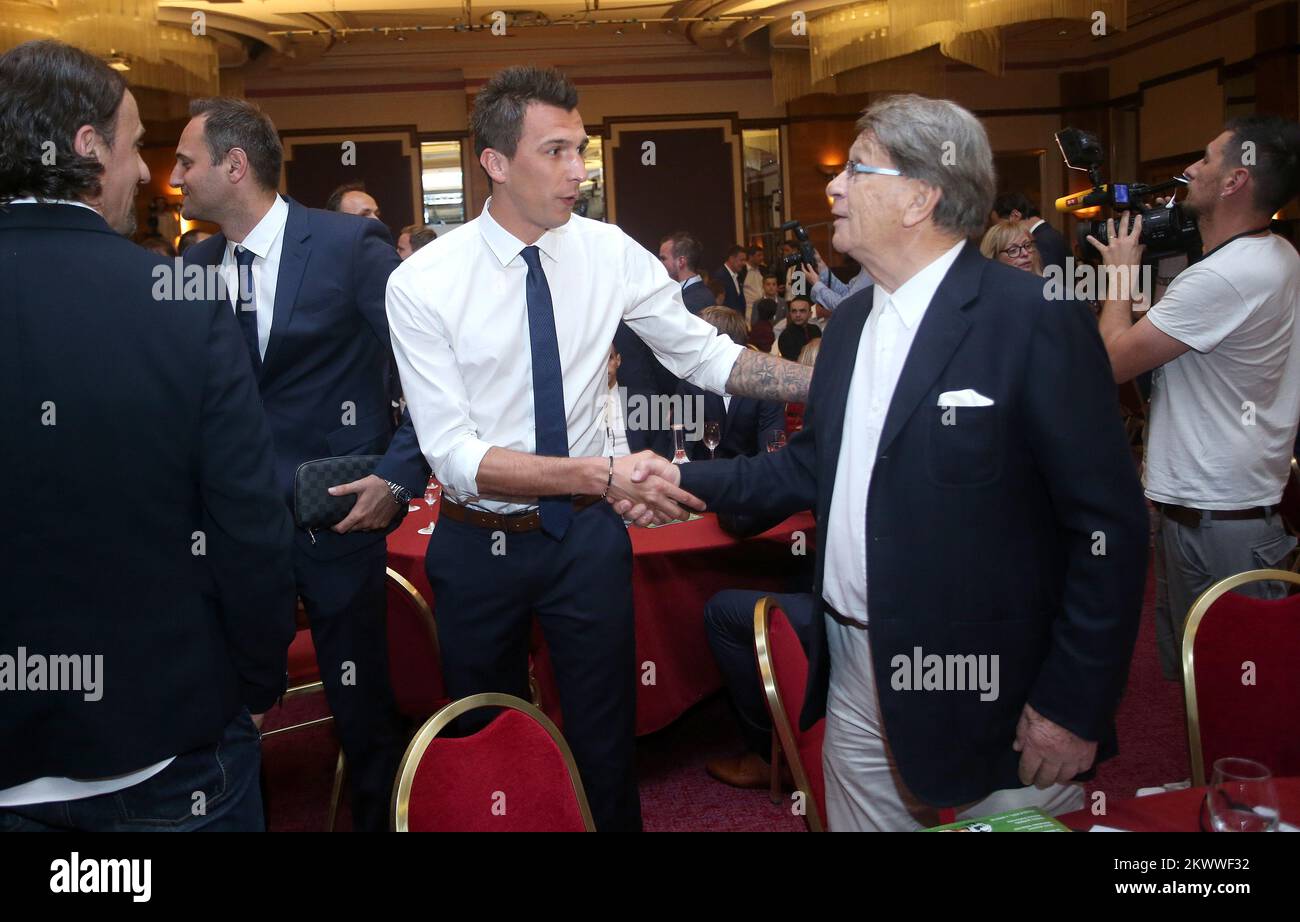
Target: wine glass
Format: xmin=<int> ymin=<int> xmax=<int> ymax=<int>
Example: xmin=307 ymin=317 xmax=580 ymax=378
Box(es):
xmin=767 ymin=431 xmax=787 ymax=453
xmin=417 ymin=476 xmax=441 ymax=536
xmin=1207 ymin=757 xmax=1280 ymax=832
xmin=703 ymin=421 xmax=721 ymax=460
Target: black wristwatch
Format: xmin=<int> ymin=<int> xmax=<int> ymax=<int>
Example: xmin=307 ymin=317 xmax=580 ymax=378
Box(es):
xmin=385 ymin=480 xmax=412 ymax=506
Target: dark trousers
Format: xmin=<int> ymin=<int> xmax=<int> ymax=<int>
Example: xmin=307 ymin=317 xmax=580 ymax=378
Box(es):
xmin=425 ymin=502 xmax=640 ymax=831
xmin=295 ymin=539 xmax=408 ymax=832
xmin=704 ymin=590 xmax=816 ymax=759
xmin=0 ymin=711 xmax=264 ymax=831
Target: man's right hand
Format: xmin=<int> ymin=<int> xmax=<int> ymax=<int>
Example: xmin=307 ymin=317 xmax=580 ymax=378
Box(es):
xmin=606 ymin=451 xmax=703 ymax=527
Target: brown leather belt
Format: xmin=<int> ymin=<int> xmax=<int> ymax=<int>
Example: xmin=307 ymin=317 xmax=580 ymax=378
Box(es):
xmin=439 ymin=495 xmax=602 ymax=533
xmin=1154 ymin=501 xmax=1277 ymax=529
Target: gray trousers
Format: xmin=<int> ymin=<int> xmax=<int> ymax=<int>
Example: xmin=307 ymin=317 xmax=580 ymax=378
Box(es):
xmin=823 ymin=617 xmax=1083 ymax=831
xmin=1153 ymin=506 xmax=1297 ymax=681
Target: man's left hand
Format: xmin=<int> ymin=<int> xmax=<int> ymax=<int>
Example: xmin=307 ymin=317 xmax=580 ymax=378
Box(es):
xmin=1013 ymin=703 xmax=1097 ymax=789
xmin=329 ymin=474 xmax=399 ymax=533
xmin=1086 ymin=213 xmax=1145 ymax=269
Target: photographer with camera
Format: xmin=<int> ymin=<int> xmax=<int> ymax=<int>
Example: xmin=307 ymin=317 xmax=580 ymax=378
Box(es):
xmin=1093 ymin=115 xmax=1300 ymax=681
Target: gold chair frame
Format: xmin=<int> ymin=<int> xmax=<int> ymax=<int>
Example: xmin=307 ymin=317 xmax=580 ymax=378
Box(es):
xmin=390 ymin=692 xmax=596 ymax=832
xmin=1181 ymin=567 xmax=1300 ymax=787
xmin=753 ymin=595 xmax=825 ymax=832
xmin=263 ymin=569 xmax=437 ymax=830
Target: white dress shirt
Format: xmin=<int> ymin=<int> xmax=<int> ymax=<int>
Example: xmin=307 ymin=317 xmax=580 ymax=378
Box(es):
xmin=386 ymin=199 xmax=743 ymax=514
xmin=221 ymin=195 xmax=289 ymax=358
xmin=821 ymin=240 xmax=966 ymax=624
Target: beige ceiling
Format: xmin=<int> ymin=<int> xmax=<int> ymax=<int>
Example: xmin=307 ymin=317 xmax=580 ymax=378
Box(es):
xmin=151 ymin=0 xmax=1205 ymax=73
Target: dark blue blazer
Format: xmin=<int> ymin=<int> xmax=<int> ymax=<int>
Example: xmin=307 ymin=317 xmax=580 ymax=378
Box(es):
xmin=711 ymin=266 xmax=746 ymax=313
xmin=614 ymin=321 xmax=677 ymax=458
xmin=681 ymin=242 xmax=1149 ymax=807
xmin=681 ymin=278 xmax=715 ymax=315
xmin=185 ymin=198 xmax=428 ymax=561
xmin=676 ymin=382 xmax=784 ymax=462
xmin=0 ymin=203 xmax=296 ymax=788
xmin=1032 ymin=220 xmax=1071 ymax=277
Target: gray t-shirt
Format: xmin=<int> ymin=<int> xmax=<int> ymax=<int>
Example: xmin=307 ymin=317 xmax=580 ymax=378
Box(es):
xmin=1144 ymin=233 xmax=1300 ymax=508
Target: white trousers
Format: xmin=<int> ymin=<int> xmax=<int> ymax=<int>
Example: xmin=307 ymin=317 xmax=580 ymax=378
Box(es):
xmin=822 ymin=614 xmax=1084 ymax=831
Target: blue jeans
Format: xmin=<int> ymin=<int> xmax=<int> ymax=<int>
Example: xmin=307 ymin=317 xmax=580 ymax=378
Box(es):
xmin=0 ymin=711 xmax=264 ymax=832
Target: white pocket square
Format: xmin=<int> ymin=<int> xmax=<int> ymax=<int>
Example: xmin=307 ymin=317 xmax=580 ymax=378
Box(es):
xmin=937 ymin=389 xmax=994 ymax=408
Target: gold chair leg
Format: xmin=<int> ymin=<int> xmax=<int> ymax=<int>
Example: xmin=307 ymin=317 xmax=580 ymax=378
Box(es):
xmin=769 ymin=731 xmax=783 ymax=805
xmin=327 ymin=749 xmax=347 ymax=832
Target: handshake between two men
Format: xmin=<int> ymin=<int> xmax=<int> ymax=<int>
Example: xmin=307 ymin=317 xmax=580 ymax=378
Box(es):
xmin=605 ymin=451 xmax=701 ymax=527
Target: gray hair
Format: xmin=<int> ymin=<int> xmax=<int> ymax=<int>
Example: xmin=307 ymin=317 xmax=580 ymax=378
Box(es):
xmin=856 ymin=94 xmax=995 ymax=238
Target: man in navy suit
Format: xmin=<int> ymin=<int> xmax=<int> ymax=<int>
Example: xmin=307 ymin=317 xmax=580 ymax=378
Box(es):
xmin=172 ymin=98 xmax=428 ymax=831
xmin=678 ymin=307 xmax=785 ymax=461
xmin=993 ymin=192 xmax=1070 ymax=277
xmin=659 ymin=231 xmax=715 ymax=315
xmin=0 ymin=41 xmax=295 ymax=829
xmin=711 ymin=245 xmax=748 ymax=313
xmin=623 ymin=95 xmax=1148 ymax=830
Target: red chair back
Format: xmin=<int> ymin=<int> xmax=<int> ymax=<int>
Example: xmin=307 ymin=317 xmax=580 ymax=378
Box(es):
xmin=755 ymin=598 xmax=826 ymax=831
xmin=392 ymin=694 xmax=594 ymax=832
xmin=385 ymin=568 xmax=446 ymax=719
xmin=1184 ymin=569 xmax=1300 ymax=786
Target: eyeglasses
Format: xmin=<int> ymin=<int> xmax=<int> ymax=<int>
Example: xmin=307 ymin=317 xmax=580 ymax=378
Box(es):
xmin=1000 ymin=242 xmax=1035 ymax=258
xmin=844 ymin=160 xmax=905 ymax=178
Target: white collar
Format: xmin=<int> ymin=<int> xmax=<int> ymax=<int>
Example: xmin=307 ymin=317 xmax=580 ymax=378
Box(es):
xmin=229 ymin=195 xmax=288 ymax=260
xmin=873 ymin=239 xmax=966 ymax=330
xmin=7 ymin=197 xmax=99 ymax=214
xmin=478 ymin=196 xmax=564 ymax=267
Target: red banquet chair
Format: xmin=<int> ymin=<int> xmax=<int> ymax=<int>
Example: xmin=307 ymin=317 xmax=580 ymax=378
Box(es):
xmin=390 ymin=693 xmax=595 ymax=832
xmin=754 ymin=596 xmax=826 ymax=832
xmin=1182 ymin=568 xmax=1300 ymax=787
xmin=385 ymin=567 xmax=448 ymax=720
xmin=265 ymin=572 xmax=445 ymax=830
xmin=753 ymin=597 xmax=959 ymax=832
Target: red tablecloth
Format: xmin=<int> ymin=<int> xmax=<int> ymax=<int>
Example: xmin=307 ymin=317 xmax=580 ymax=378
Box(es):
xmin=1058 ymin=778 xmax=1300 ymax=831
xmin=387 ymin=506 xmax=816 ymax=735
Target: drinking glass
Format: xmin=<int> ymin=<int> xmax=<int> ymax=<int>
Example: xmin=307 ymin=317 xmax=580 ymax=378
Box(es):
xmin=767 ymin=431 xmax=787 ymax=453
xmin=703 ymin=421 xmax=721 ymax=460
xmin=1207 ymin=757 xmax=1280 ymax=832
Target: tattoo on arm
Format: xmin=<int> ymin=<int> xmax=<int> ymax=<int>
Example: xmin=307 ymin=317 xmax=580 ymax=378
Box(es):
xmin=725 ymin=349 xmax=812 ymax=404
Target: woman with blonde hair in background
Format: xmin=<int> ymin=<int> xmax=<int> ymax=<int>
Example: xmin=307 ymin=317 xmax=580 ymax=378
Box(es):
xmin=980 ymin=220 xmax=1042 ymax=275
xmin=786 ymin=338 xmax=821 ymax=434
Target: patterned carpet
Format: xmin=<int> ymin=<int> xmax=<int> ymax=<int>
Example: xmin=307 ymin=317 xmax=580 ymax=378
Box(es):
xmin=262 ymin=558 xmax=1188 ymax=832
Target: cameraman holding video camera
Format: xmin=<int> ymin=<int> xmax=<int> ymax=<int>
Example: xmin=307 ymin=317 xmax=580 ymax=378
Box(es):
xmin=1094 ymin=115 xmax=1300 ymax=681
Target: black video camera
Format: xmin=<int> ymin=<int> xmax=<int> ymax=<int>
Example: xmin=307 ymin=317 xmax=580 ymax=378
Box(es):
xmin=778 ymin=220 xmax=818 ymax=274
xmin=1054 ymin=127 xmax=1201 ymax=262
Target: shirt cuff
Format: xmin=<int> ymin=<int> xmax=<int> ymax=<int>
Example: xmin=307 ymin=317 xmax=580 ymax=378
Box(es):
xmin=438 ymin=435 xmax=494 ymax=498
xmin=700 ymin=340 xmax=746 ymax=396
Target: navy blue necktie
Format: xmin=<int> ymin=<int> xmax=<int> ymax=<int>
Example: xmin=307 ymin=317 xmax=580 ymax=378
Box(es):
xmin=521 ymin=245 xmax=571 ymax=540
xmin=232 ymin=245 xmax=261 ymax=375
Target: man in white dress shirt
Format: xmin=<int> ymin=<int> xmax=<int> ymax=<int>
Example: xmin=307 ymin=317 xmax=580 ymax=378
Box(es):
xmin=625 ymin=94 xmax=1148 ymax=830
xmin=386 ymin=66 xmax=810 ymax=831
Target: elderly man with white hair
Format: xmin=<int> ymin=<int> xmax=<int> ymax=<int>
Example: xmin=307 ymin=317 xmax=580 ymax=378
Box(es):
xmin=622 ymin=94 xmax=1149 ymax=830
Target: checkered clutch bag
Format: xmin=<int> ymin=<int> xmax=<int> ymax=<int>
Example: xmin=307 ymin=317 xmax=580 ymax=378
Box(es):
xmin=293 ymin=455 xmax=383 ymax=530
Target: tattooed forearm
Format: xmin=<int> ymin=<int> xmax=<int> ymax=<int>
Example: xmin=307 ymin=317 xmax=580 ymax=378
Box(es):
xmin=725 ymin=349 xmax=812 ymax=404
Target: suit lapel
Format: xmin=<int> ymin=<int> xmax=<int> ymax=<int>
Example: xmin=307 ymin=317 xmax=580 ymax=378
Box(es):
xmin=876 ymin=243 xmax=983 ymax=456
xmin=263 ymin=198 xmax=310 ymax=375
